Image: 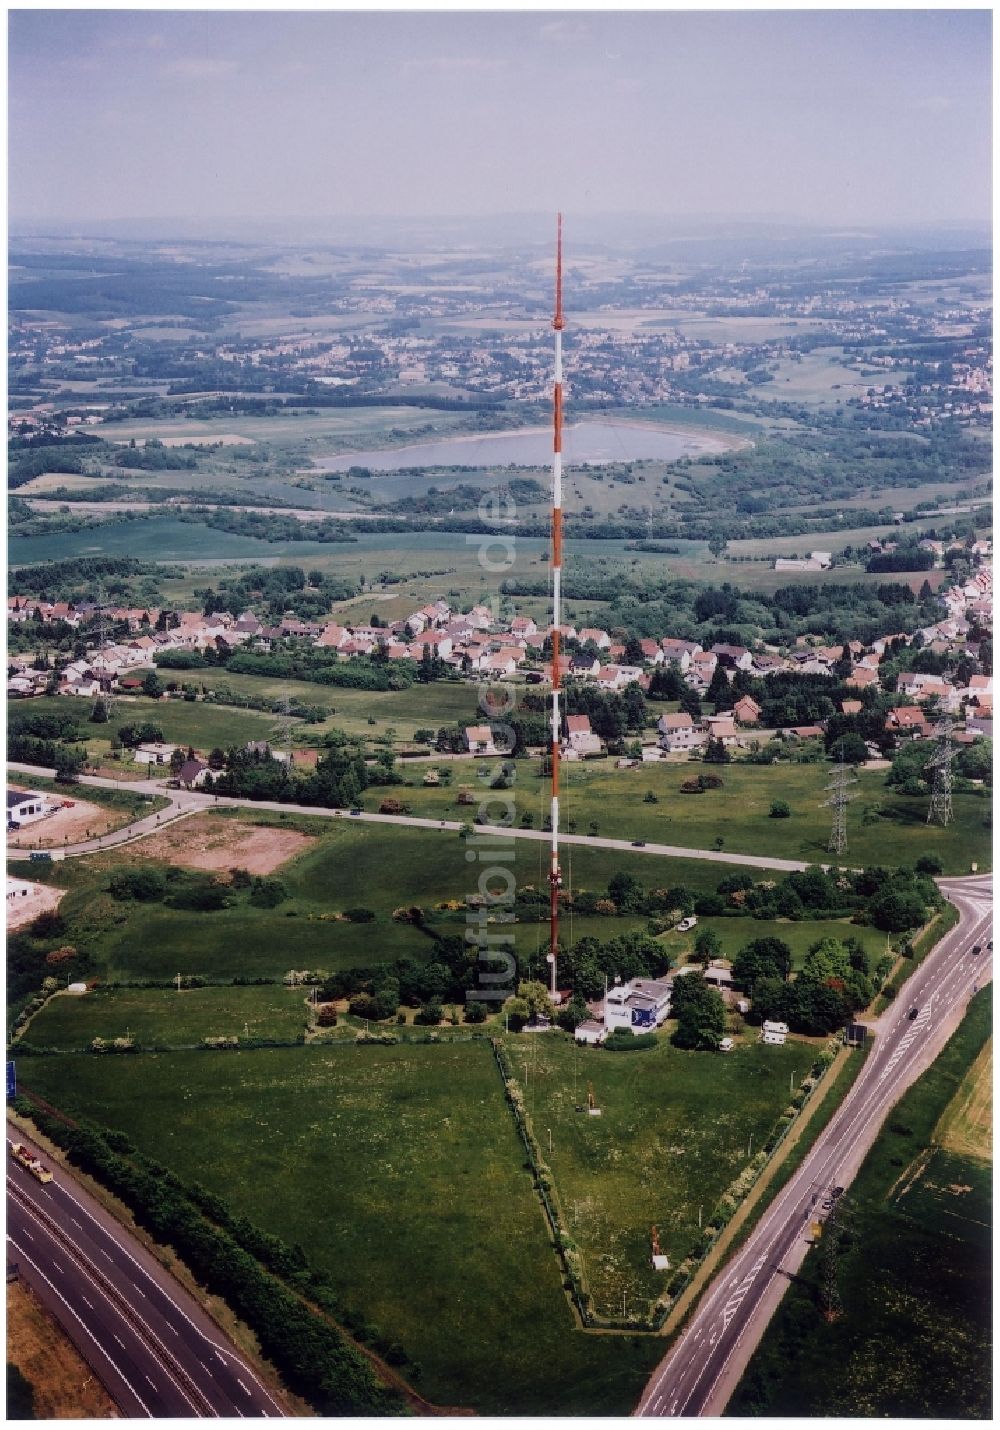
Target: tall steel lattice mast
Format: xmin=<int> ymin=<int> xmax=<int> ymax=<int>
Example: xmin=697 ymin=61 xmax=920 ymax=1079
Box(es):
xmin=824 ymin=757 xmax=857 ymax=855
xmin=547 ymin=214 xmax=565 ymax=1001
xmin=926 ymin=716 xmax=955 ymax=826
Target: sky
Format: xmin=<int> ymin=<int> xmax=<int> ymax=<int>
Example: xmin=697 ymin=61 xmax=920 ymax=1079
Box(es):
xmin=7 ymin=8 xmax=993 ymax=231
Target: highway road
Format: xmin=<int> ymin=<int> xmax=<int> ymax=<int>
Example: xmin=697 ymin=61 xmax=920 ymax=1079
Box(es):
xmin=6 ymin=1123 xmax=286 ymax=1418
xmin=635 ymin=873 xmax=992 ymax=1418
xmin=7 ymin=761 xmax=811 ymax=872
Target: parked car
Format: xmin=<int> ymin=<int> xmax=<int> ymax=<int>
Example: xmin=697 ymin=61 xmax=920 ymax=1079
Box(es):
xmin=676 ymin=916 xmax=698 ymax=932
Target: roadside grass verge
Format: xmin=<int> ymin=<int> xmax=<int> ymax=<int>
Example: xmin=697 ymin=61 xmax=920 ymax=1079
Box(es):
xmin=726 ymin=988 xmax=992 ymax=1419
xmin=871 ymin=901 xmax=960 ymax=1014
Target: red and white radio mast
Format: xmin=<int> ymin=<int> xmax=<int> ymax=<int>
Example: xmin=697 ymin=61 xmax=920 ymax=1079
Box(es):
xmin=547 ymin=214 xmax=565 ymax=1000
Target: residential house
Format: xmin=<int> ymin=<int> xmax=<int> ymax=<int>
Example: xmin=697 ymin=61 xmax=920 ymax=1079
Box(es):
xmin=711 ymin=643 xmax=753 ymax=671
xmin=846 ymin=667 xmax=880 ymax=691
xmin=563 ymin=714 xmax=603 ymax=758
xmin=703 ymin=714 xmax=741 ymax=746
xmin=481 ymin=652 xmax=517 ymax=678
xmin=465 ymin=725 xmax=498 ymax=756
xmin=597 ymin=665 xmax=642 ymax=691
xmin=660 ymin=637 xmax=701 ymax=671
xmin=885 ymin=707 xmax=930 ymax=739
xmin=657 ymin=712 xmax=706 ymax=753
xmin=176 ymin=759 xmax=210 ymax=789
xmin=134 ymin=742 xmax=179 ymax=766
xmin=569 ymin=654 xmax=601 ymax=679
xmin=733 ymin=695 xmax=761 ymax=725
xmin=315 ymin=622 xmax=350 ymax=650
xmin=577 ymin=627 xmax=611 ymax=649
xmin=409 ymin=632 xmax=454 ymax=661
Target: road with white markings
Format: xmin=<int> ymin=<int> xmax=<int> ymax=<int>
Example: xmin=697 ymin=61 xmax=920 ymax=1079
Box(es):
xmin=635 ymin=873 xmax=992 ymax=1418
xmin=6 ymin=1123 xmax=286 ymax=1418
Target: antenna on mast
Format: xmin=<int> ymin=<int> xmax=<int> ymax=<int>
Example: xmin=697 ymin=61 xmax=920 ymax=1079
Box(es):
xmin=548 ymin=214 xmax=565 ymax=1002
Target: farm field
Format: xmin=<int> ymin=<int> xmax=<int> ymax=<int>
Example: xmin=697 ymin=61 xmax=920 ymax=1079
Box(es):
xmin=32 ymin=819 xmax=763 ymax=983
xmin=728 ymin=989 xmax=992 ymax=1419
xmin=934 ymin=1036 xmax=992 ymax=1162
xmin=17 ymin=1043 xmax=667 ymax=1415
xmin=26 ymin=983 xmax=312 ymax=1051
xmin=762 ymin=349 xmax=914 ymax=405
xmin=91 ymin=405 xmax=470 ymax=448
xmin=508 ymin=1033 xmax=818 ymax=1319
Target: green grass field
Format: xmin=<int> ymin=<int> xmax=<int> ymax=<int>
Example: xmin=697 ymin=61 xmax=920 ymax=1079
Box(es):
xmin=192 ymin=673 xmax=478 ymax=740
xmin=20 ymin=695 xmax=282 ymax=758
xmin=50 ymin=820 xmax=764 ymax=983
xmin=504 ymin=1033 xmax=817 ymax=1318
xmin=372 ymin=759 xmax=991 ymax=875
xmin=656 ymin=915 xmax=889 ymax=972
xmin=18 ymin=1043 xmax=667 ymax=1415
xmin=728 ymin=989 xmax=992 ymax=1419
xmin=26 ymin=983 xmax=311 ymax=1051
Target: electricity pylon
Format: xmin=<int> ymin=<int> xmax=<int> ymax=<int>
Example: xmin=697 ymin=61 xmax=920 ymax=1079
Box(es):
xmin=823 ymin=759 xmax=857 ymax=855
xmin=926 ymin=717 xmax=954 ymax=827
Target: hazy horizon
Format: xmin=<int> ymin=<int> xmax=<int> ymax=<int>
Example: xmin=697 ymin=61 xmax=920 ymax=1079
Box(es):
xmin=9 ymin=10 xmax=993 ymax=231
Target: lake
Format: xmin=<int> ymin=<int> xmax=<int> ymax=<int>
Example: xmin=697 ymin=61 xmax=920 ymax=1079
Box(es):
xmin=315 ymin=419 xmax=726 ymax=473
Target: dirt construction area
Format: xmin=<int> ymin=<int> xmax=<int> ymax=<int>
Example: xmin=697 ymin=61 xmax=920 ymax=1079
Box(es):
xmin=8 ymin=791 xmax=125 ymax=848
xmin=132 ymin=813 xmax=314 ymax=874
xmin=7 ymin=878 xmax=66 ymax=930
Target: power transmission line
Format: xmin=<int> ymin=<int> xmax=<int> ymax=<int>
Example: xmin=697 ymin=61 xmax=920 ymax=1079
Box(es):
xmin=926 ymin=716 xmax=955 ymax=827
xmin=823 ymin=759 xmax=858 ymax=855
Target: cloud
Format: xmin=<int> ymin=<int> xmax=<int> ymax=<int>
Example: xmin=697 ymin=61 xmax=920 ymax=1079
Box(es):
xmin=163 ymin=58 xmax=240 ymax=81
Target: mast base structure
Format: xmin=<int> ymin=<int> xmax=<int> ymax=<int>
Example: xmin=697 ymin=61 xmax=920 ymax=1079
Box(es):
xmin=547 ymin=213 xmax=565 ymax=1005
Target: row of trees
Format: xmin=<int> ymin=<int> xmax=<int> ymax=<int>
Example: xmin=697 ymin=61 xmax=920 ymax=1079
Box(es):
xmin=11 ymin=1107 xmax=403 ymax=1415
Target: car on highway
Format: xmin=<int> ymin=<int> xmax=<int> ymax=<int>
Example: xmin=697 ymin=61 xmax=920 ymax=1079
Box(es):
xmin=908 ymin=1007 xmax=919 ymax=1020
xmin=971 ymin=944 xmax=982 ymax=955
xmin=631 ymin=839 xmax=646 ymax=847
xmin=350 ymin=808 xmax=362 ymax=816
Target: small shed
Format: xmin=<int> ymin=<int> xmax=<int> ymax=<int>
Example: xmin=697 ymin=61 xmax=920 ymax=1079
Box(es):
xmin=574 ymin=1020 xmax=607 ymax=1046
